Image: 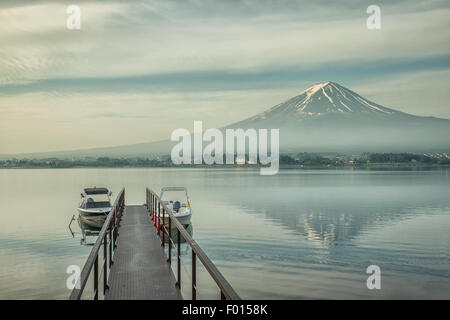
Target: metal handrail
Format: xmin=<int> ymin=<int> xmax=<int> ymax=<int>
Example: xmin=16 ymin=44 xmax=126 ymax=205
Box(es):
xmin=69 ymin=188 xmax=125 ymax=300
xmin=146 ymin=188 xmax=240 ymax=300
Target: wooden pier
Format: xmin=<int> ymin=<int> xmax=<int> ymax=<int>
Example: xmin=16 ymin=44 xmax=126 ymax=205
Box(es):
xmin=69 ymin=188 xmax=240 ymax=300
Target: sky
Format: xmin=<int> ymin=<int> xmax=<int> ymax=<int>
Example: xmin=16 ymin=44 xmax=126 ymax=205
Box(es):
xmin=0 ymin=0 xmax=449 ymax=154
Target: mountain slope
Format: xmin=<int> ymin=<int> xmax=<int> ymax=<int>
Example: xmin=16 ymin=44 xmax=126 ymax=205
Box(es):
xmin=230 ymin=82 xmax=450 ymax=152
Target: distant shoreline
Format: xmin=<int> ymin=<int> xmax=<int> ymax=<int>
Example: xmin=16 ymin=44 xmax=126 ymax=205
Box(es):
xmin=1 ymin=152 xmax=449 ymax=170
xmin=1 ymin=163 xmax=449 ymax=170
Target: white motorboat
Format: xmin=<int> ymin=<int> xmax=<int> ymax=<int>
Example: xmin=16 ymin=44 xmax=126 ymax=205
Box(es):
xmin=77 ymin=187 xmax=113 ymax=228
xmin=159 ymin=187 xmax=192 ymax=227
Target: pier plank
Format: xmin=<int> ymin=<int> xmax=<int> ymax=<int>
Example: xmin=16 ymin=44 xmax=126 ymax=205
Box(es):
xmin=105 ymin=205 xmax=182 ymax=300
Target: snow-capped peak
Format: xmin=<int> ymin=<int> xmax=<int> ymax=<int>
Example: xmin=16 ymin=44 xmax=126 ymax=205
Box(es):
xmin=253 ymin=82 xmax=399 ymax=120
xmin=300 ymin=82 xmax=331 ymax=106
xmin=302 ymin=81 xmax=331 ymax=95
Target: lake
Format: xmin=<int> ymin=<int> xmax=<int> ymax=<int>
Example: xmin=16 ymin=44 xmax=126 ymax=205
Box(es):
xmin=0 ymin=168 xmax=449 ymax=299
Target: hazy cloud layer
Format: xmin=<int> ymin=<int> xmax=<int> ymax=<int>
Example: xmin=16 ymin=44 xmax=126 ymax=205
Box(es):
xmin=0 ymin=0 xmax=449 ymax=153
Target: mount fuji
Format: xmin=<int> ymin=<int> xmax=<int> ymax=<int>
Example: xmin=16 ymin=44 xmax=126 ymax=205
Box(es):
xmin=2 ymin=81 xmax=449 ymax=159
xmin=229 ymin=82 xmax=450 ymax=152
xmin=239 ymin=81 xmax=401 ymax=120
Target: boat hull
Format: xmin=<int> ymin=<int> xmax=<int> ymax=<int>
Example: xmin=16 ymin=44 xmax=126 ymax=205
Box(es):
xmin=158 ymin=211 xmax=192 ymax=228
xmin=77 ymin=207 xmax=111 ymax=216
xmin=79 ymin=214 xmax=107 ymax=228
xmin=77 ymin=207 xmax=111 ymax=228
xmin=173 ymin=212 xmax=192 ymax=226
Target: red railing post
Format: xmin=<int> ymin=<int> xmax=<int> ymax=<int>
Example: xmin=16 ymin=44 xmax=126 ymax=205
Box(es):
xmin=158 ymin=200 xmax=161 ymax=235
xmin=162 ymin=208 xmax=165 ymax=246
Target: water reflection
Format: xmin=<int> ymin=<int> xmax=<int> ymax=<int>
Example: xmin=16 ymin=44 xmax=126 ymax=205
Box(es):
xmin=68 ymin=214 xmax=102 ymax=246
xmin=161 ymin=223 xmax=194 ymax=256
xmin=69 ymin=209 xmax=194 ymax=252
xmin=201 ymin=170 xmax=450 ymax=248
xmin=236 ymin=192 xmax=443 ymax=247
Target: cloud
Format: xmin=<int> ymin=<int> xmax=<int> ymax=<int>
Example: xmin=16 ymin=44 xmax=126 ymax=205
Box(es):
xmin=1 ymin=1 xmax=449 ymax=84
xmin=353 ymin=69 xmax=450 ymax=119
xmin=1 ymin=54 xmax=449 ymax=96
xmin=0 ymin=0 xmax=449 ymax=153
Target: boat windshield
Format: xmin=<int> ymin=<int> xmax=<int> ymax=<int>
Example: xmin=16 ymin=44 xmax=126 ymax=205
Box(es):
xmin=161 ymin=190 xmax=189 ymax=208
xmin=84 ymin=194 xmax=111 ymax=209
xmin=85 ymin=201 xmax=111 ymax=209
xmin=163 ymin=189 xmax=183 ymax=198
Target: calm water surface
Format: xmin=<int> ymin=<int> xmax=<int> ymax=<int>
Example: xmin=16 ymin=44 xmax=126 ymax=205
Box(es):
xmin=0 ymin=168 xmax=449 ymax=299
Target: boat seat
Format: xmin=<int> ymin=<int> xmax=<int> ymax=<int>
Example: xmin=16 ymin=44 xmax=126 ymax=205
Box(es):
xmin=173 ymin=201 xmax=181 ymax=213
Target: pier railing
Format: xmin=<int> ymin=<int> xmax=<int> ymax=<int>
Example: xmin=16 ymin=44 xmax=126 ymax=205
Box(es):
xmin=146 ymin=188 xmax=240 ymax=300
xmin=69 ymin=188 xmax=125 ymax=300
